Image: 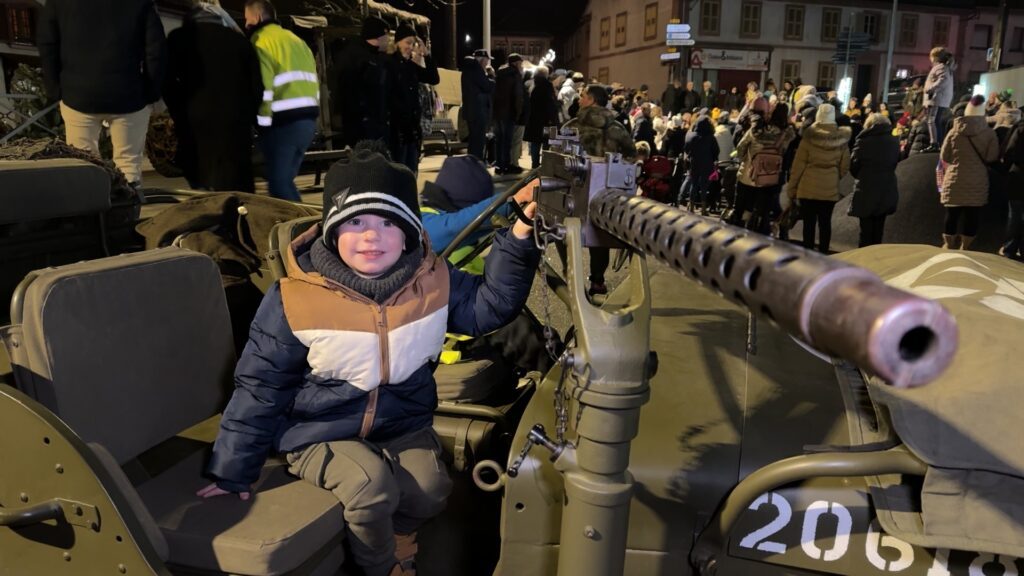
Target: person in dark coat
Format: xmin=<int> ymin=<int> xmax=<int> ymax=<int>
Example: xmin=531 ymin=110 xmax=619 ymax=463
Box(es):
xmin=461 ymin=49 xmax=495 ymax=161
xmin=336 ymin=16 xmax=391 ymax=147
xmin=680 ymin=80 xmax=701 ymax=113
xmin=633 ymin=103 xmax=657 ymax=153
xmin=388 ymin=24 xmax=440 ymax=175
xmin=700 ymin=80 xmax=717 ymax=109
xmin=661 ymin=115 xmax=687 ymax=159
xmin=904 ymin=118 xmax=932 ymax=158
xmin=37 ymin=0 xmax=166 ymax=187
xmin=524 ymin=66 xmax=559 ymax=169
xmin=661 ymin=80 xmax=681 ymax=115
xmin=492 ymin=53 xmax=524 ymax=174
xmin=679 ymin=115 xmax=720 ymax=212
xmin=999 ymin=119 xmax=1024 ymax=258
xmin=723 ymin=86 xmax=743 ymax=113
xmin=164 ymin=1 xmax=262 ymax=192
xmin=849 ymin=113 xmax=900 ymax=247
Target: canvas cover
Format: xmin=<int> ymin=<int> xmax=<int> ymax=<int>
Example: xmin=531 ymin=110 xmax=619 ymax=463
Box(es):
xmin=836 ymin=244 xmax=1024 ymax=557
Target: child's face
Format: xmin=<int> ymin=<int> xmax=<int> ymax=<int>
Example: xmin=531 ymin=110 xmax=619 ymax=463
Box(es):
xmin=336 ymin=214 xmax=406 ymax=279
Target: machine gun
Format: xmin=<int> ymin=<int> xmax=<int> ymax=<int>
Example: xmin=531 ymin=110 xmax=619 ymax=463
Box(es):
xmin=472 ymin=146 xmax=959 ymax=576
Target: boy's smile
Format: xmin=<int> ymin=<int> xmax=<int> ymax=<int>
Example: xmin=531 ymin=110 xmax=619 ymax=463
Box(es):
xmin=336 ymin=215 xmax=406 ymax=278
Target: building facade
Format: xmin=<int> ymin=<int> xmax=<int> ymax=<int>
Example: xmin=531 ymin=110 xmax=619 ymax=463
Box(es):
xmin=568 ymin=0 xmax=1024 ymax=103
xmin=491 ymin=34 xmax=554 ymax=65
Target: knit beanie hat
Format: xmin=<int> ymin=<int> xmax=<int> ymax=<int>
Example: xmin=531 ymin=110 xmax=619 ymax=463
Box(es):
xmin=322 ymin=152 xmax=423 ymax=253
xmin=361 ymin=16 xmax=389 ymax=40
xmin=816 ymin=103 xmax=837 ymax=125
xmin=965 ymin=94 xmax=986 ymax=117
xmin=394 ymin=23 xmax=416 ymax=43
xmin=434 ymin=155 xmax=494 ymax=209
xmin=751 ymin=97 xmax=770 ymax=117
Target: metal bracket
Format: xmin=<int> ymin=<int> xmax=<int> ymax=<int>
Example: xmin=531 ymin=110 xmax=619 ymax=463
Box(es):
xmin=58 ymin=498 xmax=100 ymax=530
xmin=0 ymin=498 xmax=99 ymax=530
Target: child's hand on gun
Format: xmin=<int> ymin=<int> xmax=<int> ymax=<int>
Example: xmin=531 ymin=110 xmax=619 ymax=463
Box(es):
xmin=197 ymin=482 xmax=251 ymax=501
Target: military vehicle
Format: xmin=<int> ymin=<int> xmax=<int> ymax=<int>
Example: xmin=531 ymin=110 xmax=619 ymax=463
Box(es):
xmin=1 ymin=138 xmax=1022 ymax=576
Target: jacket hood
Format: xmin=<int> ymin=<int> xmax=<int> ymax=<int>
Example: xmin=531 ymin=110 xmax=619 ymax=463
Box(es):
xmin=952 ymin=115 xmax=992 ymax=137
xmin=576 ymin=105 xmax=617 ymax=128
xmin=804 ymin=123 xmax=852 ymax=150
xmin=857 ymin=122 xmax=891 ymax=141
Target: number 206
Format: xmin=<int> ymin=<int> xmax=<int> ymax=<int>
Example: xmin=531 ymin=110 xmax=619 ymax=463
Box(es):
xmin=737 ymin=491 xmax=1020 ymax=574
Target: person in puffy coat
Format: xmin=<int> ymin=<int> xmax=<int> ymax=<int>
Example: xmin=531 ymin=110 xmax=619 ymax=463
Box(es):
xmin=734 ymin=99 xmax=796 ymax=232
xmin=786 ymin=103 xmax=851 ymax=253
xmin=939 ymin=95 xmax=1000 ymax=250
xmin=679 ymin=115 xmax=720 ymax=211
xmin=904 ymin=117 xmax=932 ymax=158
xmin=200 ymin=151 xmax=540 ymax=576
xmin=849 ymin=113 xmax=900 ymax=246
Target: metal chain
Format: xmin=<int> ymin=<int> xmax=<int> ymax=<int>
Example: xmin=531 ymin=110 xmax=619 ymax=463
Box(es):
xmin=533 ymin=212 xmax=572 ymax=443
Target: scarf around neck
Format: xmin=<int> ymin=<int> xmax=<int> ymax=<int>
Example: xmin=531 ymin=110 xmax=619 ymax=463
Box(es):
xmin=310 ymin=239 xmax=424 ymax=304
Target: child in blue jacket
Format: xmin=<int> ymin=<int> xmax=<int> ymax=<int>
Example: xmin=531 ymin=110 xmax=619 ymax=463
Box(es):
xmin=198 ymin=150 xmax=540 ymax=576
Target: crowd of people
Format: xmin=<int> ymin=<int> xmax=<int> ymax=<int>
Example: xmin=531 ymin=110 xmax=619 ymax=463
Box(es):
xmin=524 ymin=45 xmax=1023 ymax=257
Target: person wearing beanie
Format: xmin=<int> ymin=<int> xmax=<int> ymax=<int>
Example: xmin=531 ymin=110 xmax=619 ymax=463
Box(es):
xmin=493 ymin=53 xmax=526 ymax=174
xmin=785 ymin=103 xmax=852 ymax=253
xmin=420 ymin=154 xmax=533 ymax=269
xmin=336 ymin=15 xmax=391 ymax=147
xmin=388 ymin=23 xmax=439 ymax=175
xmin=201 ymin=150 xmax=541 ymax=576
xmin=243 ymin=0 xmax=321 ymax=200
xmin=461 ymin=49 xmax=495 ymax=160
xmin=922 ymin=46 xmax=954 ymax=152
xmin=938 ymin=94 xmax=1000 ymax=250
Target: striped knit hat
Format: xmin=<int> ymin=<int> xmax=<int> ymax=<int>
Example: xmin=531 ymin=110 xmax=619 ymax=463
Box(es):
xmin=322 ymin=151 xmax=423 ymax=253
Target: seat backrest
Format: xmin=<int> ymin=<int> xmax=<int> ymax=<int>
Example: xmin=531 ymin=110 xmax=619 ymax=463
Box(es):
xmin=5 ymin=247 xmax=234 ymax=464
xmin=266 ymin=216 xmax=321 ymax=281
xmin=0 ymin=159 xmax=110 ymax=225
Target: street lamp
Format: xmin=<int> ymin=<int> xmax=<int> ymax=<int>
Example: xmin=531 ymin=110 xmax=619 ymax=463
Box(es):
xmin=465 ymin=34 xmax=471 ymax=45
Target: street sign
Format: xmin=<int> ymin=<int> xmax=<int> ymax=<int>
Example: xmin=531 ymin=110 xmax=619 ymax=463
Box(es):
xmin=669 ymin=39 xmax=696 ymax=47
xmin=661 ymin=52 xmax=682 ymax=62
xmin=666 ymin=23 xmax=691 ymax=34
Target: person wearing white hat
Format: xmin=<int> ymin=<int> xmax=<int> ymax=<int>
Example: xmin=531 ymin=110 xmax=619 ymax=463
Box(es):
xmin=938 ymin=94 xmax=1000 ymax=250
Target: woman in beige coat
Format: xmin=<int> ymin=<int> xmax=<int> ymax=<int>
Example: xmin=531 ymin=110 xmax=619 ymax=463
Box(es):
xmin=785 ymin=103 xmax=852 ymax=253
xmin=940 ymin=94 xmax=1000 ymax=250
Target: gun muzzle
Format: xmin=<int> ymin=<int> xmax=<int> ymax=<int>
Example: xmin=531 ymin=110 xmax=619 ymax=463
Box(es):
xmin=589 ymin=190 xmax=958 ymax=388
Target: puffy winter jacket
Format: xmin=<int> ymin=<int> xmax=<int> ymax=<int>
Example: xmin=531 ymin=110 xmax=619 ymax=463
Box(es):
xmin=940 ymin=116 xmax=1000 ymax=207
xmin=786 ymin=123 xmax=851 ymax=201
xmin=208 ymin=224 xmax=539 ymax=491
xmin=923 ymin=62 xmax=953 ymax=109
xmin=849 ymin=123 xmax=900 ymax=218
xmin=735 ymin=120 xmax=796 ymax=187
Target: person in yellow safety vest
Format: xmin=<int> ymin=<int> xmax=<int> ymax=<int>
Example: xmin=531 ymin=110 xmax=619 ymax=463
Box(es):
xmin=420 ymin=156 xmax=534 ymax=273
xmin=244 ymin=0 xmax=320 ymax=201
xmin=420 ymin=155 xmax=557 ymax=376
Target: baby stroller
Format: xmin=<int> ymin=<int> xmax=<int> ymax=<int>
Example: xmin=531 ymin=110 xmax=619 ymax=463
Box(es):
xmin=638 ymin=155 xmax=675 ymax=204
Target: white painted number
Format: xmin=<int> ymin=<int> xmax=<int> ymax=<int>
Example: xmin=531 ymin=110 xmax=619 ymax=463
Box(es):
xmin=969 ymin=553 xmax=1018 ymax=576
xmin=738 ymin=492 xmax=792 ymax=554
xmin=926 ymin=548 xmax=952 ymax=576
xmin=866 ymin=519 xmax=915 ymax=572
xmin=800 ymin=500 xmax=852 ymax=561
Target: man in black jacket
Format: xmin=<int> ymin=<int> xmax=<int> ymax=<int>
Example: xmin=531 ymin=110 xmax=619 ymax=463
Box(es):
xmin=492 ymin=53 xmax=524 ymax=174
xmin=388 ymin=24 xmax=439 ymax=175
xmin=460 ymin=49 xmax=495 ymax=161
xmin=337 ymin=16 xmax=391 ymax=147
xmin=680 ymin=80 xmax=701 ymax=113
xmin=38 ymin=0 xmax=166 ymax=188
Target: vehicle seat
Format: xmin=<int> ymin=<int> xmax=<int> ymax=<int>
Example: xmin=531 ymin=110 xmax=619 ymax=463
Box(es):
xmin=2 ymin=247 xmax=345 ymax=575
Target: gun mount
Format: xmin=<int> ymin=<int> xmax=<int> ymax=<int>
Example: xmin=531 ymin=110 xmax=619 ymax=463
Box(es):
xmin=494 ymin=148 xmax=960 ymax=576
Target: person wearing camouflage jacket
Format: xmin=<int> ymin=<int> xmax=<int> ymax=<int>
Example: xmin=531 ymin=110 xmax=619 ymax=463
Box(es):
xmin=561 ymin=84 xmax=637 ymax=160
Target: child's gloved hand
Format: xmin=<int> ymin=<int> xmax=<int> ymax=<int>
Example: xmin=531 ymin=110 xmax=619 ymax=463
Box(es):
xmin=511 ymin=202 xmax=537 ymax=240
xmin=197 ymin=482 xmax=251 ymax=501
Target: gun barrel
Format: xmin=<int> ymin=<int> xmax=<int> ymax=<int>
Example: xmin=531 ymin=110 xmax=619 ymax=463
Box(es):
xmin=589 ymin=190 xmax=958 ymax=388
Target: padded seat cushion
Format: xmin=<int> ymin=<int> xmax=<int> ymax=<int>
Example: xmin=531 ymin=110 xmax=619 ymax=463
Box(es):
xmin=136 ymin=450 xmax=344 ymax=576
xmin=0 ymin=159 xmax=110 ymax=224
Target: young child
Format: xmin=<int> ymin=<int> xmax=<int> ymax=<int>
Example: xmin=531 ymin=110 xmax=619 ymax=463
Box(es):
xmin=198 ymin=151 xmax=540 ymax=576
xmin=923 ymin=46 xmax=954 ymax=152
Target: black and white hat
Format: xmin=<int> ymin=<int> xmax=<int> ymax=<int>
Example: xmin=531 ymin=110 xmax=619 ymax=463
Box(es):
xmin=322 ymin=151 xmax=423 ymax=253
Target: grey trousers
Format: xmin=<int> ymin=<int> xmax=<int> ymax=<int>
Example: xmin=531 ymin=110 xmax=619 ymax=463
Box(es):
xmin=286 ymin=427 xmax=452 ymax=576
